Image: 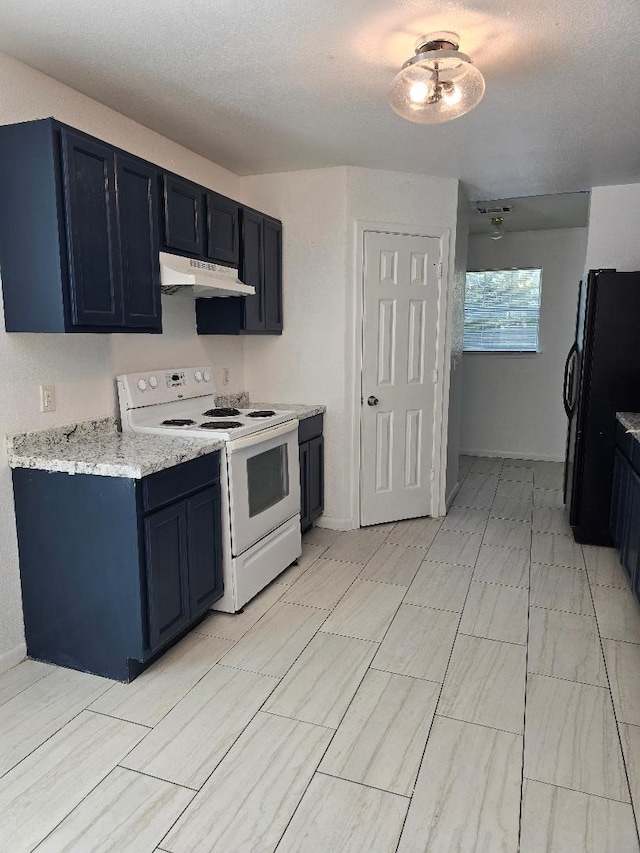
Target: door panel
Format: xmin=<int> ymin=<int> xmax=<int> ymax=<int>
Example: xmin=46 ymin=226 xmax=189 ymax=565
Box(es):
xmin=308 ymin=435 xmax=324 ymax=522
xmin=144 ymin=502 xmax=190 ymax=651
xmin=299 ymin=442 xmax=310 ymax=532
xmin=116 ymin=154 xmax=161 ymax=330
xmin=207 ymin=193 xmax=239 ymax=265
xmin=241 ymin=209 xmax=264 ymax=331
xmin=360 ymin=231 xmax=441 ymax=526
xmin=187 ymin=486 xmax=223 ymax=616
xmin=60 ymin=129 xmax=122 ymax=327
xmin=163 ymin=175 xmax=205 ymax=256
xmin=263 ymin=218 xmax=283 ymax=332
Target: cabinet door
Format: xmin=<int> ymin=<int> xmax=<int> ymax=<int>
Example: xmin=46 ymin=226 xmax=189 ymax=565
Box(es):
xmin=144 ymin=502 xmax=190 ymax=651
xmin=116 ymin=154 xmax=162 ymax=330
xmin=241 ymin=209 xmax=264 ymax=331
xmin=186 ymin=486 xmax=224 ymax=617
xmin=163 ymin=175 xmax=206 ymax=256
xmin=627 ymin=468 xmax=640 ymax=589
xmin=60 ymin=129 xmax=122 ymax=327
xmin=611 ymin=449 xmax=629 ymax=551
xmin=207 ymin=193 xmax=239 ymax=265
xmin=299 ymin=442 xmax=311 ymax=532
xmin=308 ymin=435 xmax=324 ymax=523
xmin=263 ymin=217 xmax=283 ymax=333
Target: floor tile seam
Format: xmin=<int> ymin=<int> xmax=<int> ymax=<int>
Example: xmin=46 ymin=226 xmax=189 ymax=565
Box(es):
xmin=0 ymin=668 xmax=54 ymax=710
xmin=517 ymin=474 xmax=534 ymax=852
xmin=468 ymin=575 xmax=530 ymax=591
xmin=114 ymin=763 xmax=200 ymax=793
xmin=394 ymin=505 xmax=492 ymax=847
xmin=435 ymin=711 xmax=523 ymax=737
xmin=260 ymin=709 xmax=336 ymax=731
xmin=267 ymin=631 xmax=391 ymax=852
xmin=529 ymin=602 xmax=595 ymax=617
xmin=478 ymin=542 xmax=532 ymax=554
xmin=84 ymin=708 xmax=154 ymax=730
xmin=456 ymin=632 xmax=527 ymax=650
xmin=525 ymin=669 xmax=609 ymax=690
xmin=589 ymin=578 xmax=632 ymax=592
xmin=115 ymin=661 xmax=285 ymax=797
xmin=24 ymin=754 xmax=183 ymax=852
xmin=283 ymin=558 xmax=366 ymax=613
xmin=0 ymin=703 xmax=98 ymax=782
xmin=401 ymin=600 xmax=463 ymax=615
xmin=582 ymin=554 xmax=640 ymax=844
xmin=522 ymin=774 xmax=633 ymax=806
xmin=351 ymin=575 xmax=417 ymax=590
xmin=277 ymin=598 xmax=332 ymax=612
xmin=313 ymin=769 xmax=412 ymax=801
xmin=199 ymin=579 xmax=291 ymax=644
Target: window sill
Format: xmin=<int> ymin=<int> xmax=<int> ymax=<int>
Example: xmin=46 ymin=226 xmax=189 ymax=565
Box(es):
xmin=463 ymin=350 xmax=543 ymax=359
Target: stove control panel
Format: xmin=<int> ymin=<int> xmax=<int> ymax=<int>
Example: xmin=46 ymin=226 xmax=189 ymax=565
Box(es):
xmin=117 ymin=366 xmax=215 ymax=411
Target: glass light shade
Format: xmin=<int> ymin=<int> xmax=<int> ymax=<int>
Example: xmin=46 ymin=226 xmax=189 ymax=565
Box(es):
xmin=488 ymin=217 xmax=505 ymax=240
xmin=389 ymin=48 xmax=485 ymax=124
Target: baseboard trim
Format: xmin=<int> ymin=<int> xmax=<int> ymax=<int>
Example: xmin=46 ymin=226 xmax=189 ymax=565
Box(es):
xmin=0 ymin=642 xmax=27 ymax=675
xmin=460 ymin=449 xmax=565 ymax=463
xmin=446 ymin=480 xmax=461 ymax=509
xmin=315 ymin=516 xmax=355 ymax=531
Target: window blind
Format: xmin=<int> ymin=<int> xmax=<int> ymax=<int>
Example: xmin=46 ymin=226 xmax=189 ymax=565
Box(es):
xmin=463 ymin=268 xmax=542 ymax=352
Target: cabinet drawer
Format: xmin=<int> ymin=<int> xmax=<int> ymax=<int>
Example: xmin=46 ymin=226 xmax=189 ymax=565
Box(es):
xmin=298 ymin=414 xmax=323 ymax=444
xmin=142 ymin=452 xmax=220 ymax=513
xmin=616 ymin=420 xmax=635 ymax=461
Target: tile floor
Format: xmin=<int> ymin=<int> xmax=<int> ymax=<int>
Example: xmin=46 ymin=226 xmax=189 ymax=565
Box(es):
xmin=2 ymin=455 xmax=640 ymax=850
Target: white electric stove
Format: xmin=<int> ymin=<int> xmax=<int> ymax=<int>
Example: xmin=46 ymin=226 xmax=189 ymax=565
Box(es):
xmin=118 ymin=366 xmax=302 ymax=612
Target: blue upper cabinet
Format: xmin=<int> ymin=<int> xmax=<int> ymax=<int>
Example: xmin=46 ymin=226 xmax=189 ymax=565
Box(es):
xmin=161 ymin=177 xmax=239 ymax=266
xmin=162 ymin=174 xmax=207 ymax=257
xmin=0 ymin=118 xmax=162 ymax=333
xmin=194 ymin=208 xmax=283 ymax=335
xmin=207 ymin=191 xmax=239 ymax=266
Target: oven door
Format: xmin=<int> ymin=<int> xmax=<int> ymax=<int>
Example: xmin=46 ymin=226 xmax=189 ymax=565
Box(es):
xmin=226 ymin=420 xmax=300 ymax=556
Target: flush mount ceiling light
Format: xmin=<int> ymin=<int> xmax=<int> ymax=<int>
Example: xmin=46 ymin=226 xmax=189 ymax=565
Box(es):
xmin=389 ymin=31 xmax=485 ymax=124
xmin=476 ymin=203 xmax=513 ymax=240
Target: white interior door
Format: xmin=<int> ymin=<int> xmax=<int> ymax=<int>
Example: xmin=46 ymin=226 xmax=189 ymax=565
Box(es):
xmin=360 ymin=230 xmax=441 ymax=526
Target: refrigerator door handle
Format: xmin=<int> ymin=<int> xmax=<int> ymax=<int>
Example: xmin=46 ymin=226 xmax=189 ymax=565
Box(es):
xmin=563 ymin=342 xmax=578 ymax=417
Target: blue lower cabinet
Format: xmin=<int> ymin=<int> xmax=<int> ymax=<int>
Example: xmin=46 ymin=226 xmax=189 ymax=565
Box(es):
xmin=145 ymin=501 xmax=191 ymax=651
xmin=611 ymin=435 xmax=640 ymax=591
xmin=298 ymin=414 xmax=324 ymax=533
xmin=12 ymin=452 xmax=223 ymax=681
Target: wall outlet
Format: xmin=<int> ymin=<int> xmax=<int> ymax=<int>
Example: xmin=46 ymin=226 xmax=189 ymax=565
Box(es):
xmin=222 ymin=367 xmax=230 ymax=386
xmin=40 ymin=384 xmax=56 ymax=413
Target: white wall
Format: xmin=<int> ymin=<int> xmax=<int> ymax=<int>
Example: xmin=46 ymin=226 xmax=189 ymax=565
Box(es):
xmin=585 ymin=184 xmax=640 ymax=271
xmin=241 ymin=166 xmax=459 ymax=528
xmin=460 ymin=228 xmax=587 ymax=461
xmin=239 ymin=167 xmax=350 ymax=528
xmin=0 ymin=52 xmax=245 ymax=670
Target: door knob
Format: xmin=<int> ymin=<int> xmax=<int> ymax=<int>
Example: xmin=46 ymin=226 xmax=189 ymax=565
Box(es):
xmin=367 ymin=396 xmax=379 ymax=406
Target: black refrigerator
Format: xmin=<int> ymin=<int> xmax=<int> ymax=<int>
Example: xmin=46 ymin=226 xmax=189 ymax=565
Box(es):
xmin=564 ymin=269 xmax=640 ymax=545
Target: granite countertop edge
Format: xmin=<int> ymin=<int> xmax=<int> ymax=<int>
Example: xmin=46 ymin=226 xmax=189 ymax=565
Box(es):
xmin=617 ymin=412 xmax=640 ymax=435
xmin=7 ymin=417 xmax=225 ymax=479
xmin=252 ymin=402 xmax=326 ymax=419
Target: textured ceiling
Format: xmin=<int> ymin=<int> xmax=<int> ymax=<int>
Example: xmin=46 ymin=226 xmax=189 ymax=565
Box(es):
xmin=469 ymin=192 xmax=590 ymax=234
xmin=0 ymin=0 xmax=639 ymax=199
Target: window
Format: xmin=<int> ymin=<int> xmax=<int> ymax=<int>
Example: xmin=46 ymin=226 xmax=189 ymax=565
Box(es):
xmin=463 ymin=268 xmax=542 ymax=352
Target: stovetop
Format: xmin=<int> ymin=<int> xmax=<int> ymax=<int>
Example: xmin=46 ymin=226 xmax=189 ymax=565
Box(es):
xmin=117 ymin=367 xmax=296 ymax=441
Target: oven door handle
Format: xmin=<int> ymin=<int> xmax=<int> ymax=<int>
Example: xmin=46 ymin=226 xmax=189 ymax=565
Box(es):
xmin=226 ymin=419 xmax=299 ymax=452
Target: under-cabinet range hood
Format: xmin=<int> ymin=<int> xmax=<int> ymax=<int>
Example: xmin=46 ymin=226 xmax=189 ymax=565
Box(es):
xmin=159 ymin=252 xmax=255 ymax=298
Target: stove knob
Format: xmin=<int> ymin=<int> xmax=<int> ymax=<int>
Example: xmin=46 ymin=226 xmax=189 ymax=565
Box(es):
xmin=137 ymin=379 xmax=147 ymax=392
xmin=203 ymin=370 xmax=211 ymax=382
xmin=148 ymin=376 xmax=158 ymax=389
xmin=194 ymin=371 xmax=203 ymax=382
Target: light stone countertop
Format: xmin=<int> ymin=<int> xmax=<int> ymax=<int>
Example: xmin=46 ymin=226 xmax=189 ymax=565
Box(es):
xmin=216 ymin=391 xmax=325 ymax=421
xmin=252 ymin=403 xmax=326 ymax=420
xmin=7 ymin=417 xmax=224 ymax=479
xmin=617 ymin=412 xmax=640 ymax=434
